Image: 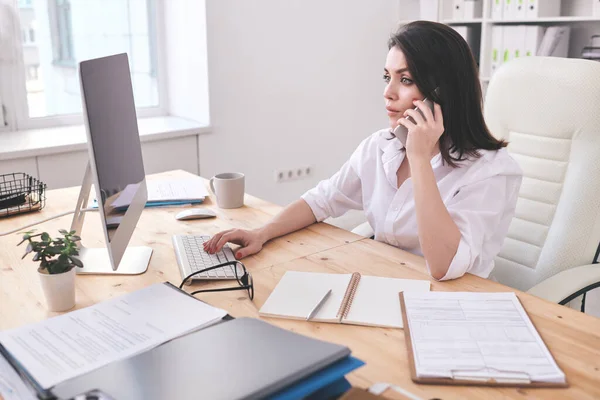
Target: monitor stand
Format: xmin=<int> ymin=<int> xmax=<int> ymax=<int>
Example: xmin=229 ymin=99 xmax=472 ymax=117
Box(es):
xmin=70 ymin=163 xmax=152 ymax=275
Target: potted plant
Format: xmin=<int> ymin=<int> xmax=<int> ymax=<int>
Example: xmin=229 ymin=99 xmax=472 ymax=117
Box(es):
xmin=18 ymin=229 xmax=83 ymax=312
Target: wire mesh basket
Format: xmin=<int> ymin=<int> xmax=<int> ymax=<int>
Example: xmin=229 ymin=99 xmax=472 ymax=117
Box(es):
xmin=0 ymin=173 xmax=47 ymax=218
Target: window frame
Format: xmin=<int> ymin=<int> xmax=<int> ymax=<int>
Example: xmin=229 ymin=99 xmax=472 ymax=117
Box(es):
xmin=1 ymin=0 xmax=167 ymax=132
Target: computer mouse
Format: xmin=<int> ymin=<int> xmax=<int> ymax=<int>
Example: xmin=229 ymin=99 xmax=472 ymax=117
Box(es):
xmin=175 ymin=209 xmax=217 ymax=221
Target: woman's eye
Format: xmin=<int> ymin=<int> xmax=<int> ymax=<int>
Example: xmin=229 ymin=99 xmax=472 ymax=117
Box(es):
xmin=401 ymin=77 xmax=413 ymax=85
xmin=383 ymin=74 xmax=391 ymax=83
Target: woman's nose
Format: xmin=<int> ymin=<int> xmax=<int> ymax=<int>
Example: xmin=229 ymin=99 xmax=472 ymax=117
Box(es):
xmin=383 ymin=84 xmax=397 ymax=101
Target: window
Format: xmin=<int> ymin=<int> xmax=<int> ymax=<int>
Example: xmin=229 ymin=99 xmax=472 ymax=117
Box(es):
xmin=52 ymin=0 xmax=74 ymax=65
xmin=26 ymin=66 xmax=39 ymax=81
xmin=1 ymin=0 xmax=162 ymax=130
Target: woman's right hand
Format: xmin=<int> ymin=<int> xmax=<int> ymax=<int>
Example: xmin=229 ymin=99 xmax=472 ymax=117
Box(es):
xmin=203 ymin=228 xmax=267 ymax=259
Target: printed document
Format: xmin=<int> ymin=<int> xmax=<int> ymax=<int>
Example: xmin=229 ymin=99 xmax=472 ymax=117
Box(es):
xmin=0 ymin=284 xmax=226 ymax=389
xmin=402 ymin=292 xmax=566 ymax=383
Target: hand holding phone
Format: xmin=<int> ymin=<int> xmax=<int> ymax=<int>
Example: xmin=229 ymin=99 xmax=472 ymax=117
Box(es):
xmin=392 ymin=97 xmax=435 ymax=147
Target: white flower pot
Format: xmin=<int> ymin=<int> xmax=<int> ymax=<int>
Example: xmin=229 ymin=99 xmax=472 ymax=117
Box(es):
xmin=38 ymin=267 xmax=76 ymax=312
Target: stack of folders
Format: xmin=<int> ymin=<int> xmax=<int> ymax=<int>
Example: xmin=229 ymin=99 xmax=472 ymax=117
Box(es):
xmin=0 ymin=283 xmax=364 ymax=400
xmin=582 ymin=35 xmax=600 ymax=61
xmin=93 ymin=177 xmax=209 ymax=211
xmin=490 ymin=0 xmax=561 ymax=20
xmin=259 ymin=271 xmax=431 ymax=328
xmin=490 ymin=25 xmax=570 ymax=77
xmin=399 ymin=291 xmax=568 ymax=387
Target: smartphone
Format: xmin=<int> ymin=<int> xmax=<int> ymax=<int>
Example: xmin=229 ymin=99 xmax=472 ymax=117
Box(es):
xmin=392 ymin=97 xmax=435 ymax=147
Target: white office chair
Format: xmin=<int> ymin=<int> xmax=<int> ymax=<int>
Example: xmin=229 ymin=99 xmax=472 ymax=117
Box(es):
xmin=485 ymin=56 xmax=600 ymax=311
xmin=352 ymin=57 xmax=600 ymax=312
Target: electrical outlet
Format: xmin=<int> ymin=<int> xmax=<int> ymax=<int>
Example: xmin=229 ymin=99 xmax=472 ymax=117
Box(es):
xmin=274 ymin=166 xmax=313 ymax=183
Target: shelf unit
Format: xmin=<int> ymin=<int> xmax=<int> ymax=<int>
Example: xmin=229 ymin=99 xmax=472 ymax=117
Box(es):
xmin=399 ymin=0 xmax=600 ymax=92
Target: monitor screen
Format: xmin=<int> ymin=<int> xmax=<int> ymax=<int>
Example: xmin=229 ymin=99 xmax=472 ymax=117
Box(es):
xmin=79 ymin=53 xmax=147 ymax=270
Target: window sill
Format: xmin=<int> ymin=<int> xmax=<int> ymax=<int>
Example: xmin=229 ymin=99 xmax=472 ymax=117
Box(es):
xmin=0 ymin=116 xmax=211 ymax=161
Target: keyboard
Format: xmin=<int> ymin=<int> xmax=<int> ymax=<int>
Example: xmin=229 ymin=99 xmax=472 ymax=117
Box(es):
xmin=172 ymin=235 xmax=240 ymax=282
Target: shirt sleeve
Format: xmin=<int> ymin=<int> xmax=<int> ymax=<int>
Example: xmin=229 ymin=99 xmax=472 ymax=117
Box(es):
xmin=436 ymin=173 xmax=521 ymax=281
xmin=301 ymin=143 xmax=365 ymax=222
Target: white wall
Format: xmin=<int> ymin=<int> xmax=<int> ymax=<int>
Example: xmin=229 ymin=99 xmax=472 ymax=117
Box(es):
xmin=200 ymin=0 xmax=399 ymax=206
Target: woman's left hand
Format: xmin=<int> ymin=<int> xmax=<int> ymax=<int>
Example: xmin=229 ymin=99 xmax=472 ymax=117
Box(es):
xmin=397 ymin=100 xmax=444 ymax=162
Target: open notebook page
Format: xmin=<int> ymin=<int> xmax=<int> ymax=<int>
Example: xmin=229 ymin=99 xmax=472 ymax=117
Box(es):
xmin=403 ymin=292 xmax=566 ymax=383
xmin=259 ymin=271 xmax=352 ymax=322
xmin=343 ymin=276 xmax=430 ymax=328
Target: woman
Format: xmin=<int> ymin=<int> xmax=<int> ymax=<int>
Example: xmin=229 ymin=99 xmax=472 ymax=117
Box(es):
xmin=204 ymin=21 xmax=522 ymax=281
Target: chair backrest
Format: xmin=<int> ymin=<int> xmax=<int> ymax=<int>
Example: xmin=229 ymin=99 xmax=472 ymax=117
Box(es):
xmin=485 ymin=56 xmax=600 ymax=291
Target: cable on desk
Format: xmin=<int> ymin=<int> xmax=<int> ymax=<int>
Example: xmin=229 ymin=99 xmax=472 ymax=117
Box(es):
xmin=0 ymin=208 xmax=97 ymax=237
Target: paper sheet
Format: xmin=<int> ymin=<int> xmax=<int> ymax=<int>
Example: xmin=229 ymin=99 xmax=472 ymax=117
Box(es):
xmin=146 ymin=178 xmax=208 ymax=202
xmin=0 ymin=355 xmax=37 ymax=400
xmin=105 ymin=179 xmax=209 ymax=209
xmin=0 ymin=284 xmax=226 ymax=389
xmin=403 ymin=292 xmax=566 ymax=383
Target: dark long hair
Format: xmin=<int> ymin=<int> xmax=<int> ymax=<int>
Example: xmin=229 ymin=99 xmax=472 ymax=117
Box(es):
xmin=388 ymin=21 xmax=506 ymax=167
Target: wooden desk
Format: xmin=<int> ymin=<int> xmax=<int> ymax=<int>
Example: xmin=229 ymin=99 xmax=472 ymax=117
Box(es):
xmin=1 ymin=171 xmax=599 ymax=399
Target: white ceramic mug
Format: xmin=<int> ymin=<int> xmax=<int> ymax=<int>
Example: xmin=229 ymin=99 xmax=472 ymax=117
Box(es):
xmin=209 ymin=172 xmax=245 ymax=209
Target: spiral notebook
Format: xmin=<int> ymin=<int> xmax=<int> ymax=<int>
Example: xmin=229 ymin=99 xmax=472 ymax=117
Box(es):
xmin=259 ymin=271 xmax=430 ymax=328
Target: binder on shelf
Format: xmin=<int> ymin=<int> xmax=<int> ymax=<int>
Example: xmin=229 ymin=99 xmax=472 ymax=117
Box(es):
xmin=491 ymin=25 xmax=504 ymax=75
xmin=453 ymin=0 xmax=464 ymax=20
xmin=491 ymin=0 xmax=504 ymax=20
xmin=537 ymin=26 xmax=570 ymax=57
xmin=525 ymin=25 xmax=544 ymax=57
xmin=525 ymin=0 xmax=561 ymax=19
xmin=463 ymin=0 xmax=482 ymax=19
xmin=503 ymin=0 xmax=515 ymax=20
xmin=502 ymin=25 xmax=513 ymax=64
xmin=513 ymin=0 xmax=526 ymax=19
xmin=514 ymin=25 xmax=527 ymax=58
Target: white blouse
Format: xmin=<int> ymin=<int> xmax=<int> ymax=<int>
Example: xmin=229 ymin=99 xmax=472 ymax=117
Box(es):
xmin=301 ymin=129 xmax=523 ymax=281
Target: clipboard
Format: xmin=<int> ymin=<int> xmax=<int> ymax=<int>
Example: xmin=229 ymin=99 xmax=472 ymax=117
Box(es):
xmin=399 ymin=292 xmax=569 ymax=388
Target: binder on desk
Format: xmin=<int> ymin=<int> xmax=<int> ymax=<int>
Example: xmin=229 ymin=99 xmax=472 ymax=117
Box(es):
xmin=51 ymin=318 xmax=361 ymax=400
xmin=0 ymin=283 xmax=365 ymax=400
xmin=259 ymin=271 xmax=430 ymax=328
xmin=399 ymin=291 xmax=568 ymax=387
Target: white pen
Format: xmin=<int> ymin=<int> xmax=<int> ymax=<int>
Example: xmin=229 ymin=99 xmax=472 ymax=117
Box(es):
xmin=307 ymin=289 xmax=332 ymax=321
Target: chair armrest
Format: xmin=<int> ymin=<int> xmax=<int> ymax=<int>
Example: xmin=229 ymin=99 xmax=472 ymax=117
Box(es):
xmin=351 ymin=221 xmax=374 ymax=238
xmin=527 ymin=264 xmax=600 ymax=304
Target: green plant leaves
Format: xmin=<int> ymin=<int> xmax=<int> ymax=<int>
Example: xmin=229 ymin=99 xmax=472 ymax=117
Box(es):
xmin=16 ymin=228 xmax=84 ymax=275
xmin=69 ymin=256 xmax=83 ymax=268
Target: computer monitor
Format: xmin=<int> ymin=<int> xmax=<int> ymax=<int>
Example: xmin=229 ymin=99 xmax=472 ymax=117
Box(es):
xmin=70 ymin=53 xmax=153 ymax=275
